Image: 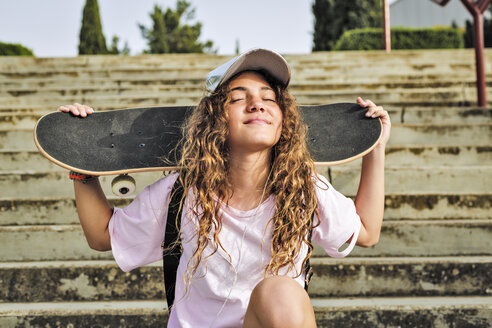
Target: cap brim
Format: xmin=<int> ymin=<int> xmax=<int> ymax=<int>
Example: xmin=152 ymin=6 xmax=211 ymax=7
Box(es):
xmin=206 ymin=48 xmax=290 ymax=92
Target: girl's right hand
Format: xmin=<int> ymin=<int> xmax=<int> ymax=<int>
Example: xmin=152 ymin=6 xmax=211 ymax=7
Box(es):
xmin=58 ymin=103 xmax=94 ymax=117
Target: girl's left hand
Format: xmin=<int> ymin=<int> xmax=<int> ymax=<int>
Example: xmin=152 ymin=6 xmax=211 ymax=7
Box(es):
xmin=357 ymin=97 xmax=391 ymax=148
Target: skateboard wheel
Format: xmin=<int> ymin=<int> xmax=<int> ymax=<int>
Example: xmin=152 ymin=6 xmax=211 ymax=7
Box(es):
xmin=111 ymin=175 xmax=136 ymax=197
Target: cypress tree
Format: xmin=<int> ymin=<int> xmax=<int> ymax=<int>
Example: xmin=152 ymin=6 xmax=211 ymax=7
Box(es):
xmin=78 ymin=0 xmax=108 ymax=54
xmin=312 ymin=0 xmax=382 ymax=51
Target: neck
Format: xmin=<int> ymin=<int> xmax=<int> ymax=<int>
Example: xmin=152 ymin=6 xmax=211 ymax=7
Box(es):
xmin=227 ymin=149 xmax=273 ymax=211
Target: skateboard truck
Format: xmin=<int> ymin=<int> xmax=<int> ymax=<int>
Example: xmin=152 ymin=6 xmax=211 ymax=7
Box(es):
xmin=111 ymin=174 xmax=136 ymax=197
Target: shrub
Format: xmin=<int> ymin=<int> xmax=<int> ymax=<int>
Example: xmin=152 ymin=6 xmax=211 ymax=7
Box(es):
xmin=0 ymin=42 xmax=34 ymax=56
xmin=334 ymin=27 xmax=464 ymax=51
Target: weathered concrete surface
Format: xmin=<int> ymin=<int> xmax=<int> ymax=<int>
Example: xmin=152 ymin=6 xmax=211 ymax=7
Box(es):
xmin=324 ymin=166 xmax=492 ymax=194
xmin=0 ymin=225 xmax=112 ymax=261
xmin=2 ymin=87 xmax=490 ymax=108
xmin=383 ymin=145 xmax=491 ymax=167
xmin=387 ymin=123 xmax=492 ymax=146
xmin=398 ymin=107 xmax=492 ymax=124
xmin=1 ymin=220 xmax=491 ymax=261
xmin=312 ymin=296 xmax=492 ymax=328
xmin=380 ymin=193 xmax=492 ymax=220
xmin=0 ymin=301 xmax=168 ymax=328
xmin=1 ymin=82 xmax=486 ymax=104
xmin=316 ymin=220 xmax=492 ymax=258
xmin=0 ymin=261 xmax=163 ymax=302
xmin=0 ymin=197 xmax=132 ymax=226
xmin=0 ymin=297 xmax=491 ymax=328
xmin=0 ymin=171 xmax=165 ymax=198
xmin=0 ymin=151 xmax=60 ymax=171
xmin=1 ymin=257 xmax=490 ymax=302
xmin=308 ymin=257 xmax=492 ymax=298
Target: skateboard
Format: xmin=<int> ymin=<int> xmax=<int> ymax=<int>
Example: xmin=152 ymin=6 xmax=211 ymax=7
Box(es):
xmin=34 ymin=103 xmax=382 ymax=196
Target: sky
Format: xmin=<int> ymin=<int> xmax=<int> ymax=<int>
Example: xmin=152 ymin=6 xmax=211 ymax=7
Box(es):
xmin=0 ymin=0 xmax=318 ymax=57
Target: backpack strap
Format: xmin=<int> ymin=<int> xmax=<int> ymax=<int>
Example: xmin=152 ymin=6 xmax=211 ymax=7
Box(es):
xmin=162 ymin=178 xmax=184 ymax=311
xmin=304 ymin=225 xmax=313 ymax=291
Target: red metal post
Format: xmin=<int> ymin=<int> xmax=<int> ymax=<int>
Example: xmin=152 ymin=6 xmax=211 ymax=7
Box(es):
xmin=459 ymin=0 xmax=489 ymax=107
xmin=473 ymin=12 xmax=487 ymax=107
xmin=382 ymin=0 xmax=391 ymax=52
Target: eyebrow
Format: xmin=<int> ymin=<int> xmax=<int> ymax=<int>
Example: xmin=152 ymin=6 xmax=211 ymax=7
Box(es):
xmin=228 ymin=86 xmax=274 ymax=93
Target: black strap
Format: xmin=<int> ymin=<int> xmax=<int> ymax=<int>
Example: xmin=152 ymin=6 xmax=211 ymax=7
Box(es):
xmin=163 ymin=178 xmax=184 ymax=311
xmin=304 ymin=225 xmax=313 ymax=291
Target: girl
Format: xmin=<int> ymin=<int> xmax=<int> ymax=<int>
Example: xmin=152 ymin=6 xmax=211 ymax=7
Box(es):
xmin=59 ymin=48 xmax=391 ymax=327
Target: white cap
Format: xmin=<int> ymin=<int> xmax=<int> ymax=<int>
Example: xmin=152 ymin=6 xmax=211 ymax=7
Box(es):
xmin=205 ymin=48 xmax=291 ymax=93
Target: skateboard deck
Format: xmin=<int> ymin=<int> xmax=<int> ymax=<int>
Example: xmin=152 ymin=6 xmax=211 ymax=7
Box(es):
xmin=34 ymin=103 xmax=382 ymax=175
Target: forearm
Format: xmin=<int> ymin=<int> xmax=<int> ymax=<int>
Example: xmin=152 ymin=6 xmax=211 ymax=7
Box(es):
xmin=74 ymin=179 xmax=113 ymax=251
xmin=354 ymin=146 xmax=385 ymax=246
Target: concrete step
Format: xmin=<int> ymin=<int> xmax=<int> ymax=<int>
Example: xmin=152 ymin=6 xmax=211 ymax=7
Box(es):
xmin=0 ymin=101 xmax=489 ymax=114
xmin=0 ymin=171 xmax=165 ymax=198
xmin=346 ymin=219 xmax=492 ymax=258
xmin=326 ymin=165 xmax=492 ymax=194
xmin=1 ymin=297 xmax=491 ymax=327
xmin=1 ymin=49 xmax=489 ymax=67
xmin=1 ymin=192 xmax=490 ymax=226
xmin=381 ymin=193 xmax=492 ymax=221
xmin=0 ymin=49 xmax=486 ymax=67
xmin=311 ymin=296 xmax=492 ymax=327
xmin=0 ymin=58 xmax=482 ymax=77
xmin=0 ymin=165 xmax=490 ymax=198
xmin=387 ymin=123 xmax=491 ymax=146
xmin=0 ymin=300 xmax=168 ymax=327
xmin=0 ymin=197 xmax=132 ymax=226
xmin=1 ymin=87 xmax=490 ymax=107
xmin=2 ymin=146 xmax=490 ymax=172
xmin=1 ymin=107 xmax=490 ymax=131
xmin=309 ymin=256 xmax=492 ymax=298
xmin=0 ymin=56 xmax=485 ymax=79
xmin=1 ymin=80 xmax=487 ymax=99
xmin=393 ymin=106 xmax=492 ymax=124
xmin=343 ymin=145 xmax=491 ymax=167
xmin=0 ymin=225 xmax=111 ymax=261
xmin=2 ymin=123 xmax=490 ymax=151
xmin=1 ymin=220 xmax=490 ymax=261
xmin=1 ymin=257 xmax=490 ymax=302
xmin=1 ymin=75 xmax=488 ymax=98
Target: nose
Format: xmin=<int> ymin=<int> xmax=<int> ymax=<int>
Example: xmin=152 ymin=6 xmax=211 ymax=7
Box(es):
xmin=247 ymin=96 xmax=265 ymax=112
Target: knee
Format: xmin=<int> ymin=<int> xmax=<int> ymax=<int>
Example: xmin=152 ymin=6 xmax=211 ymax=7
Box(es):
xmin=247 ymin=276 xmax=315 ymax=328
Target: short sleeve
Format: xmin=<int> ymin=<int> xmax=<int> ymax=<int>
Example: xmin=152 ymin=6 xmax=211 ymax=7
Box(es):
xmin=312 ymin=174 xmax=361 ymax=258
xmin=108 ymin=173 xmax=178 ymax=272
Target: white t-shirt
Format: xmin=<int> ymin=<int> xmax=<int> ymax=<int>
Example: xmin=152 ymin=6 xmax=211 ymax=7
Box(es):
xmin=109 ymin=173 xmax=361 ymax=327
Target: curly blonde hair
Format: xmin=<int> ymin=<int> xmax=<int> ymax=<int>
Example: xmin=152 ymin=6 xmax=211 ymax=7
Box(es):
xmin=171 ymin=70 xmax=320 ymax=288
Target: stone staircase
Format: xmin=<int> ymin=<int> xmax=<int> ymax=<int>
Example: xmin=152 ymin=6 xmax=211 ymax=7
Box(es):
xmin=0 ymin=49 xmax=491 ymax=327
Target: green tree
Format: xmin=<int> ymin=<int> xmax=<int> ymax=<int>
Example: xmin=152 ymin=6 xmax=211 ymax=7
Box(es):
xmin=108 ymin=35 xmax=130 ymax=55
xmin=139 ymin=1 xmax=215 ymax=54
xmin=78 ymin=0 xmax=108 ymax=54
xmin=312 ymin=0 xmax=382 ymax=51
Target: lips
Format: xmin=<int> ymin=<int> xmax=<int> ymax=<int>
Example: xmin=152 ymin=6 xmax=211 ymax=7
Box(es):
xmin=244 ymin=117 xmax=271 ymax=124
